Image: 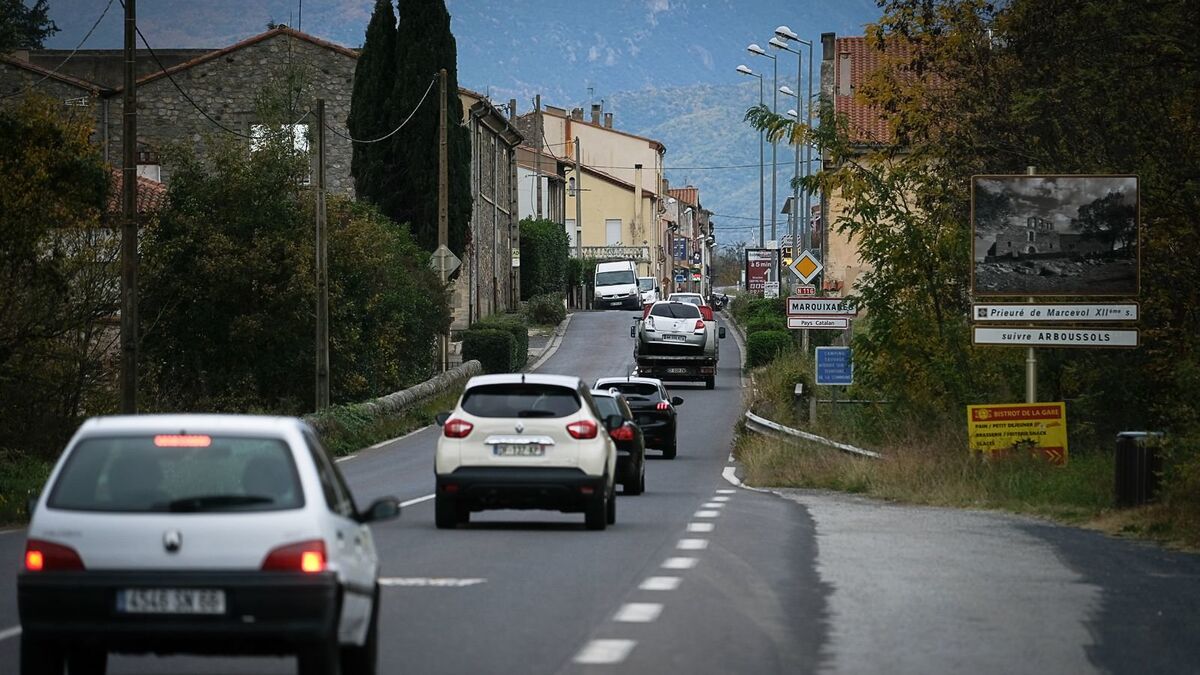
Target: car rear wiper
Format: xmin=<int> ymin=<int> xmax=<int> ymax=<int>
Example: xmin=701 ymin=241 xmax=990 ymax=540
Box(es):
xmin=515 ymin=409 xmax=558 ymax=418
xmin=168 ymin=495 xmax=275 ymax=512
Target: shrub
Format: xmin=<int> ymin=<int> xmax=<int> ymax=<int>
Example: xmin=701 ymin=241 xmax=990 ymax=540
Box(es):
xmin=746 ymin=330 xmax=794 ymax=368
xmin=745 ymin=316 xmax=787 ymax=335
xmin=474 ymin=313 xmax=528 ymax=370
xmin=526 ymin=292 xmax=566 ymax=326
xmin=462 ymin=329 xmax=515 ymax=374
xmin=519 ymin=218 xmax=569 ymax=299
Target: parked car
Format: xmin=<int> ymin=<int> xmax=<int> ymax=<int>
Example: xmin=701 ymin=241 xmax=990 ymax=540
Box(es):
xmin=637 ymin=276 xmax=661 ymax=306
xmin=594 ymin=376 xmax=683 ymax=459
xmin=594 ymin=260 xmax=640 ymax=309
xmin=434 ymin=374 xmax=618 ymax=530
xmin=590 ymin=389 xmax=646 ymax=494
xmin=18 ymin=414 xmax=400 ymax=675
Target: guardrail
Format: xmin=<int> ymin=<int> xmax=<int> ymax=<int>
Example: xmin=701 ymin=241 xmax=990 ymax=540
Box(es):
xmin=743 ymin=410 xmax=882 ymax=460
xmin=305 ymin=360 xmax=482 ymax=433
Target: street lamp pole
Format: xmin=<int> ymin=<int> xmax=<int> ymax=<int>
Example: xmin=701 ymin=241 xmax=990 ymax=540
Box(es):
xmin=775 ymin=27 xmax=814 ymax=255
xmin=736 ymin=65 xmax=765 ymax=249
xmin=748 ymin=43 xmax=778 ymax=282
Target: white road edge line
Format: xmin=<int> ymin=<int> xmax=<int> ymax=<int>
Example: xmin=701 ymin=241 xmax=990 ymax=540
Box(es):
xmin=0 ymin=527 xmax=25 ymax=536
xmin=400 ymin=494 xmax=435 ymax=508
xmin=0 ymin=625 xmax=21 ymax=642
xmin=687 ymin=522 xmax=714 ymax=533
xmin=721 ymin=466 xmax=771 ymax=493
xmin=639 ymin=576 xmax=681 ymax=591
xmin=335 ymin=424 xmax=435 ymax=463
xmin=677 ymin=538 xmax=709 ymax=550
xmin=613 ymin=603 xmax=663 ymax=623
xmin=574 ymin=638 xmax=636 ymax=665
xmin=378 ymin=577 xmax=484 ymax=587
xmin=662 ymin=557 xmax=698 ymax=570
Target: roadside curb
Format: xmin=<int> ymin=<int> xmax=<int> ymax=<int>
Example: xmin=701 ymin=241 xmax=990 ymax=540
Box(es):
xmin=527 ymin=313 xmax=574 ymax=372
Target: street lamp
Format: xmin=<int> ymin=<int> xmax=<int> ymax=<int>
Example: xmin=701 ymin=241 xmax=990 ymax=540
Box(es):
xmin=736 ymin=64 xmax=765 ymax=248
xmin=747 ymin=42 xmax=779 ymax=274
xmin=773 ymin=25 xmax=814 ymax=259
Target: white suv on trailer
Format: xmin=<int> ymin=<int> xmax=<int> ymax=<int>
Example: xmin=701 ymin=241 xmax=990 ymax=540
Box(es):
xmin=18 ymin=414 xmax=400 ymax=675
xmin=434 ymin=374 xmax=619 ymax=530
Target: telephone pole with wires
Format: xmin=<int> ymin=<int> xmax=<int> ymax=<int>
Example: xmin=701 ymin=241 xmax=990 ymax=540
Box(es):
xmin=314 ymin=99 xmax=329 ymax=410
xmin=120 ymin=0 xmax=138 ymax=413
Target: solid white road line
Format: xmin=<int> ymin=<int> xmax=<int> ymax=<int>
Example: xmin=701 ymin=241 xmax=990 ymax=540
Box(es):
xmin=0 ymin=626 xmax=21 ymax=642
xmin=677 ymin=538 xmax=709 ymax=550
xmin=334 ymin=456 xmax=354 ymax=463
xmin=0 ymin=527 xmax=25 ymax=536
xmin=701 ymin=502 xmax=724 ymax=509
xmin=687 ymin=522 xmax=714 ymax=533
xmin=614 ymin=603 xmax=663 ymax=623
xmin=694 ymin=510 xmax=720 ymax=518
xmin=335 ymin=424 xmax=435 ymax=463
xmin=662 ymin=557 xmax=698 ymax=570
xmin=712 ymin=495 xmax=730 ymax=502
xmin=716 ymin=488 xmax=736 ymax=494
xmin=574 ymin=639 xmax=636 ymax=665
xmin=639 ymin=576 xmax=682 ymax=591
xmin=400 ymin=494 xmax=435 ymax=508
xmin=378 ymin=577 xmax=485 ymax=587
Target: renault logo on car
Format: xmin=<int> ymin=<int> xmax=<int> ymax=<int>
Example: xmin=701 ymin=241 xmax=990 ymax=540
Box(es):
xmin=163 ymin=530 xmax=183 ymax=553
xmin=515 ymin=422 xmax=525 ymax=433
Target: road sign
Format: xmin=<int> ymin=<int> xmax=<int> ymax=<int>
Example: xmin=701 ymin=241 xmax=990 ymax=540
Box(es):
xmin=788 ymin=297 xmax=857 ymax=317
xmin=967 ymin=402 xmax=1068 ymax=466
xmin=763 ymin=281 xmax=780 ymax=299
xmin=972 ymin=303 xmax=1138 ymax=322
xmin=815 ymin=347 xmax=853 ymax=385
xmin=788 ymin=250 xmax=823 ymax=283
xmin=674 ymin=272 xmax=687 ymax=283
xmin=429 ymin=245 xmax=461 ymax=279
xmin=744 ymin=248 xmax=776 ymax=296
xmin=511 ymin=247 xmax=520 ymax=268
xmin=788 ymin=317 xmax=849 ymax=330
xmin=973 ymin=326 xmax=1139 ymax=348
xmin=792 ymin=285 xmax=816 ymax=297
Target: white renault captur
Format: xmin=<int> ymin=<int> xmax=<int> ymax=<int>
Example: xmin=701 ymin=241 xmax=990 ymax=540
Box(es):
xmin=18 ymin=414 xmax=400 ymax=675
xmin=434 ymin=374 xmax=619 ymax=530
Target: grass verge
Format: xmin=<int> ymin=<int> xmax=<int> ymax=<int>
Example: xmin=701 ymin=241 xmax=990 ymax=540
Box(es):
xmin=313 ymin=388 xmax=462 ymax=457
xmin=0 ymin=449 xmax=54 ymax=526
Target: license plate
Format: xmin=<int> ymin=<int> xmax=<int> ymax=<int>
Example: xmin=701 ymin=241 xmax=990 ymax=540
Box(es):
xmin=492 ymin=444 xmax=544 ymax=457
xmin=118 ymin=588 xmax=226 ymax=615
xmin=667 ymin=367 xmax=689 ymax=374
xmin=662 ymin=334 xmax=687 ymax=342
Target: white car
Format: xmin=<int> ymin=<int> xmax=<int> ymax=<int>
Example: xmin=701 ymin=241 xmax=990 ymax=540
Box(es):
xmin=667 ymin=292 xmax=705 ymax=307
xmin=434 ymin=373 xmax=619 ymax=530
xmin=637 ymin=276 xmax=661 ymax=306
xmin=18 ymin=414 xmax=400 ymax=675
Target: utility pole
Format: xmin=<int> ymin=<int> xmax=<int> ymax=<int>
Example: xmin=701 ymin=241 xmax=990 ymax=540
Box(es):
xmin=119 ymin=0 xmax=137 ymax=414
xmin=770 ymin=54 xmax=778 ymax=281
xmin=314 ymin=99 xmax=329 ymax=410
xmin=1025 ymin=165 xmax=1038 ymax=403
xmin=574 ymin=136 xmax=583 ymax=306
xmin=534 ymin=93 xmax=542 ymax=219
xmin=438 ymin=68 xmax=449 ymax=372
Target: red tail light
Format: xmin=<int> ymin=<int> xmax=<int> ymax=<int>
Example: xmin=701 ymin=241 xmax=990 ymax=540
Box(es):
xmin=656 ymin=401 xmax=670 ymax=411
xmin=24 ymin=539 xmax=85 ymax=572
xmin=693 ymin=319 xmax=706 ymax=334
xmin=443 ymin=418 xmax=474 ymax=438
xmin=567 ymin=419 xmax=598 ymax=439
xmin=610 ymin=424 xmax=635 ymax=442
xmin=262 ymin=539 xmax=327 ymax=573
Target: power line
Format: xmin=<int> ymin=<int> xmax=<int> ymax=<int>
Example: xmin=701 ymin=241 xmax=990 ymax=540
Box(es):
xmin=324 ymin=75 xmax=438 ymax=144
xmin=1 ymin=0 xmax=115 ymax=99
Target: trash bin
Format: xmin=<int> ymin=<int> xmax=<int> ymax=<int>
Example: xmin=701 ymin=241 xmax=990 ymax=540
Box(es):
xmin=1114 ymin=431 xmax=1164 ymax=508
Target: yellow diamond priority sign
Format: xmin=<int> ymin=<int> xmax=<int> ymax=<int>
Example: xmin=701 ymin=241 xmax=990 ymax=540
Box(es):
xmin=788 ymin=250 xmax=823 ymax=284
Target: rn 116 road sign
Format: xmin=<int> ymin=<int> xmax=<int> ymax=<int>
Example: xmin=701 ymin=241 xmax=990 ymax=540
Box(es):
xmin=788 ymin=298 xmax=857 ymax=317
xmin=815 ymin=346 xmax=853 ymax=385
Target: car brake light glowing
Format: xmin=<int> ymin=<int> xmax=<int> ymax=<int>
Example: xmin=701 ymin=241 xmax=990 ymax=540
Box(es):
xmin=610 ymin=424 xmax=634 ymax=442
xmin=567 ymin=419 xmax=598 ymax=439
xmin=24 ymin=539 xmax=85 ymax=572
xmin=656 ymin=401 xmax=670 ymax=411
xmin=154 ymin=434 xmax=212 ymax=447
xmin=443 ymin=418 xmax=474 ymax=438
xmin=693 ymin=319 xmax=706 ymax=334
xmin=262 ymin=539 xmax=327 ymax=573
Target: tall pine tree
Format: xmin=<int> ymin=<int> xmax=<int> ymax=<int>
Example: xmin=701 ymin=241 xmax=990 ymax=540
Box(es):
xmin=346 ymin=0 xmax=397 ymax=200
xmin=385 ymin=0 xmax=472 ymax=254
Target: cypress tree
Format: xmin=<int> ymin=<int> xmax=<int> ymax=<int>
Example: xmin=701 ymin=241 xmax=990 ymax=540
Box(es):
xmin=347 ymin=0 xmax=397 ymax=201
xmin=386 ymin=0 xmax=472 ymax=254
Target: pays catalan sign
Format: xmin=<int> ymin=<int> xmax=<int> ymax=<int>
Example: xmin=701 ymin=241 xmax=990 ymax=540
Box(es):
xmin=966 ymin=402 xmax=1068 ymax=466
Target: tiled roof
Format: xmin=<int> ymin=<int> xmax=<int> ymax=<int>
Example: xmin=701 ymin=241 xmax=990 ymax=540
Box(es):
xmin=107 ymin=168 xmax=168 ymax=215
xmin=0 ymin=55 xmax=106 ymax=93
xmin=833 ymin=36 xmax=913 ymax=144
xmin=668 ymin=186 xmax=699 ymax=207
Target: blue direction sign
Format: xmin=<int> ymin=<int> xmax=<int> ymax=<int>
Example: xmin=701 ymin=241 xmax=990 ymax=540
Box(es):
xmin=815 ymin=346 xmax=853 ymax=386
xmin=674 ymin=272 xmax=687 ymax=283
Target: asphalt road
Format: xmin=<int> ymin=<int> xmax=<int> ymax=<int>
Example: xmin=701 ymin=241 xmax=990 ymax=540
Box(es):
xmin=2 ymin=309 xmax=1199 ymax=674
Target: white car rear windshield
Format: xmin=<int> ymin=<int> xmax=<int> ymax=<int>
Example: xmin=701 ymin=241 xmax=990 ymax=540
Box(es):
xmin=638 ymin=278 xmax=656 ymax=291
xmin=596 ymin=270 xmax=636 ymax=286
xmin=650 ymin=303 xmax=701 ymax=319
xmin=591 ymin=395 xmax=622 ymax=419
xmin=461 ymin=384 xmax=581 ymax=418
xmin=48 ymin=436 xmax=304 ymax=513
xmin=600 ymin=383 xmax=661 ymax=400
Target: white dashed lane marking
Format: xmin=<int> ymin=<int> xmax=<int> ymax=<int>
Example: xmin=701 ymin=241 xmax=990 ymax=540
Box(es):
xmin=687 ymin=522 xmax=714 ymax=533
xmin=701 ymin=502 xmax=724 ymax=508
xmin=0 ymin=626 xmax=21 ymax=642
xmin=677 ymin=538 xmax=709 ymax=550
xmin=694 ymin=510 xmax=720 ymax=518
xmin=639 ymin=576 xmax=682 ymax=591
xmin=712 ymin=496 xmax=730 ymax=502
xmin=574 ymin=639 xmax=637 ymax=665
xmin=613 ymin=603 xmax=664 ymax=623
xmin=716 ymin=489 xmax=736 ymax=494
xmin=662 ymin=557 xmax=698 ymax=570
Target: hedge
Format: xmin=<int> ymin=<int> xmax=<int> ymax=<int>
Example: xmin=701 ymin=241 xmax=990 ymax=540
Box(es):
xmin=746 ymin=330 xmax=794 ymax=368
xmin=462 ymin=329 xmax=515 ymax=374
xmin=474 ymin=313 xmax=529 ymax=370
xmin=526 ymin=292 xmax=566 ymax=326
xmin=744 ymin=316 xmax=787 ymax=335
xmin=519 ymin=218 xmax=569 ymax=300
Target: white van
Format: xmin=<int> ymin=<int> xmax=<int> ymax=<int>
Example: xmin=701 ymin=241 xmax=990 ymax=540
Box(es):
xmin=637 ymin=276 xmax=661 ymax=306
xmin=594 ymin=260 xmax=639 ymax=309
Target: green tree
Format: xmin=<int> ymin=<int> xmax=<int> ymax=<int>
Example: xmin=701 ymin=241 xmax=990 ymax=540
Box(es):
xmin=518 ymin=217 xmax=568 ymax=299
xmin=1073 ymin=191 xmax=1136 ymax=252
xmin=347 ymin=0 xmax=397 ymax=200
xmin=382 ymin=0 xmax=472 ymax=254
xmin=0 ymin=0 xmax=57 ymax=52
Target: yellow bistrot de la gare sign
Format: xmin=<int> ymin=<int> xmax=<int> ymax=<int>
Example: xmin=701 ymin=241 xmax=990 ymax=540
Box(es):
xmin=966 ymin=402 xmax=1068 ymax=466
